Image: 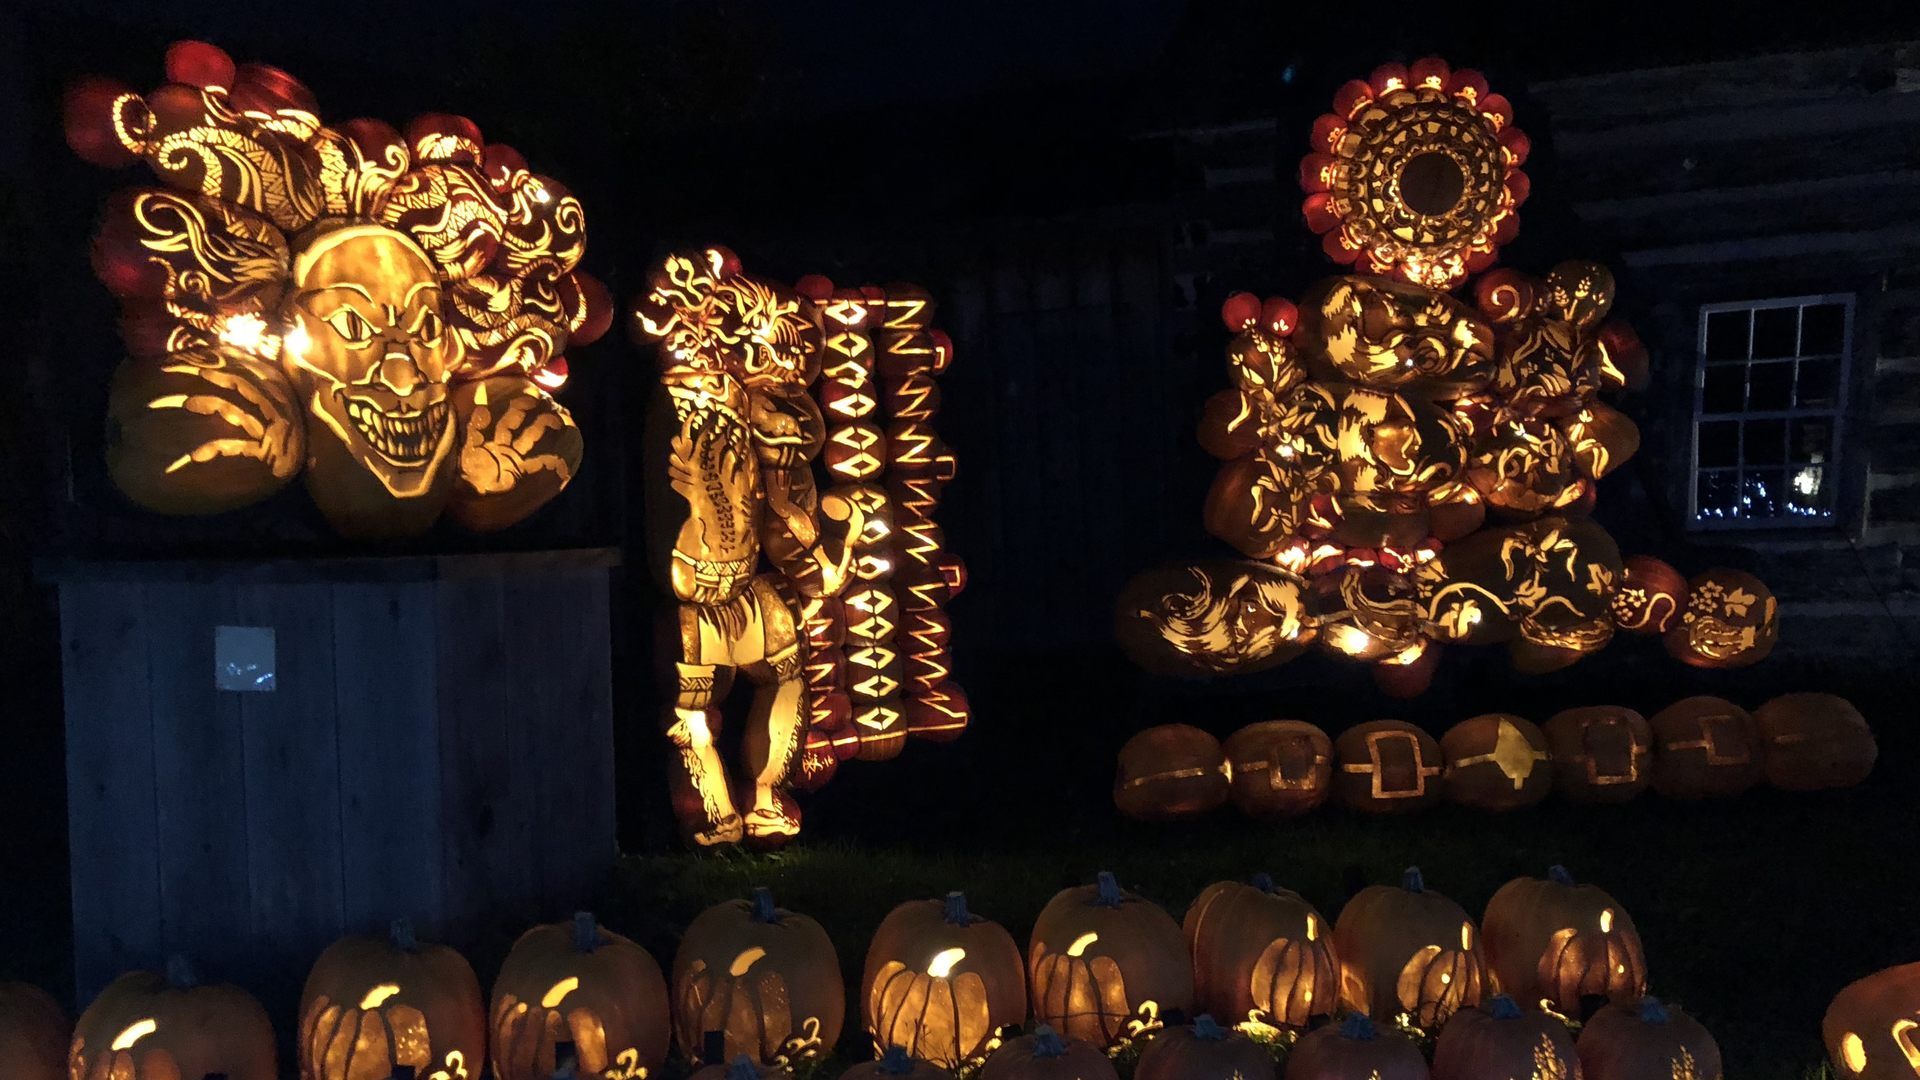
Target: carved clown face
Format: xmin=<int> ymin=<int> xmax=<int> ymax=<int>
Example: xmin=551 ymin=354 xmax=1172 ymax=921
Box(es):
xmin=285 ymin=224 xmax=460 ymax=497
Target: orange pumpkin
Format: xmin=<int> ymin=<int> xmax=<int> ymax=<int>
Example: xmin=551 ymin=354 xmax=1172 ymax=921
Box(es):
xmin=1223 ymin=721 xmax=1334 ymax=818
xmin=1823 ymin=961 xmax=1920 ymax=1080
xmin=105 ymin=350 xmax=306 ymax=515
xmin=672 ymin=888 xmax=844 ymax=1066
xmin=297 ymin=919 xmax=486 ymax=1080
xmin=1543 ymin=705 xmax=1651 ymax=803
xmin=1333 ymin=867 xmax=1490 ymax=1029
xmin=1482 ymin=866 xmax=1647 ymax=1013
xmin=979 ymin=1026 xmax=1119 ymax=1080
xmin=1432 ymin=994 xmax=1578 ymax=1080
xmin=0 ymin=982 xmax=65 ymax=1080
xmin=1135 ymin=1015 xmax=1275 ymax=1080
xmin=72 ymin=957 xmax=277 ymax=1080
xmin=1755 ymin=693 xmax=1878 ymax=791
xmin=1114 ymin=724 xmax=1230 ymax=822
xmin=843 ymin=1045 xmax=957 ymax=1079
xmin=1332 ymin=720 xmax=1444 ymax=815
xmin=490 ymin=912 xmax=670 ymax=1080
xmin=1664 ymin=568 xmax=1778 ymax=669
xmin=1183 ymin=875 xmax=1337 ymax=1029
xmin=1285 ymin=1013 xmax=1428 ymax=1079
xmin=1440 ymin=713 xmax=1552 ymax=811
xmin=864 ymin=892 xmax=1027 ymax=1068
xmin=1648 ymin=695 xmax=1761 ymax=800
xmin=1028 ymin=872 xmax=1193 ymax=1048
xmin=1577 ymin=997 xmax=1723 ymax=1080
xmin=1609 ymin=556 xmax=1688 ymax=635
xmin=688 ymin=1055 xmax=795 ymax=1079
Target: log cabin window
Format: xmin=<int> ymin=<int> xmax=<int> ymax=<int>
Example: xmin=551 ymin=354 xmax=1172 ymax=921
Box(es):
xmin=1691 ymin=295 xmax=1851 ymax=528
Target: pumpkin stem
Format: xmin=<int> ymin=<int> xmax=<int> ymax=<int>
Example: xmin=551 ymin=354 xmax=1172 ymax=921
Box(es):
xmin=879 ymin=1046 xmax=914 ymax=1074
xmin=1249 ymin=872 xmax=1276 ymax=893
xmin=750 ymin=887 xmax=780 ymax=924
xmin=1032 ymin=1025 xmax=1069 ymax=1057
xmin=942 ymin=891 xmax=974 ymax=925
xmin=1401 ymin=867 xmax=1425 ymax=893
xmin=1193 ymin=1014 xmax=1227 ymax=1040
xmin=1548 ymin=865 xmax=1575 ymax=886
xmin=1637 ymin=996 xmax=1671 ymax=1024
xmin=164 ymin=953 xmax=198 ymax=989
xmin=1489 ymin=995 xmax=1523 ymax=1020
xmin=389 ymin=918 xmax=420 ymax=953
xmin=1340 ymin=1013 xmax=1377 ymax=1041
xmin=1094 ymin=871 xmax=1124 ymax=908
xmin=726 ymin=1055 xmax=759 ymax=1080
xmin=572 ymin=912 xmax=600 ymax=953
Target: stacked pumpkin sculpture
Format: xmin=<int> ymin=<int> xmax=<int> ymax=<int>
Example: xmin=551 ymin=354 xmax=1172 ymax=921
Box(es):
xmin=1116 ymin=56 xmax=1780 ymax=688
xmin=65 ymin=40 xmax=608 ymax=538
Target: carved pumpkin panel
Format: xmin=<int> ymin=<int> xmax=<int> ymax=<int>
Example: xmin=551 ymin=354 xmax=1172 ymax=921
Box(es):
xmin=1754 ymin=693 xmax=1877 ymax=791
xmin=490 ymin=912 xmax=669 ymax=1080
xmin=1114 ymin=563 xmax=1315 ymax=678
xmin=1825 ymin=961 xmax=1920 ymax=1080
xmin=1482 ymin=867 xmax=1647 ymax=1013
xmin=297 ymin=920 xmax=485 ymax=1080
xmin=1334 ymin=867 xmax=1490 ymax=1029
xmin=1648 ymin=696 xmax=1761 ymax=800
xmin=671 ymin=889 xmax=843 ymax=1067
xmin=1114 ymin=725 xmax=1231 ymax=822
xmin=1223 ymin=721 xmax=1334 ymax=818
xmin=1440 ymin=713 xmax=1552 ymax=811
xmin=1333 ymin=720 xmax=1444 ymax=815
xmin=1663 ymin=569 xmax=1778 ymax=669
xmin=1543 ymin=706 xmax=1651 ymax=804
xmin=1609 ymin=556 xmax=1688 ymax=636
xmin=1028 ymin=873 xmax=1194 ymax=1048
xmin=1183 ymin=875 xmax=1337 ymax=1029
xmin=72 ymin=960 xmax=276 ymax=1080
xmin=864 ymin=893 xmax=1026 ymax=1069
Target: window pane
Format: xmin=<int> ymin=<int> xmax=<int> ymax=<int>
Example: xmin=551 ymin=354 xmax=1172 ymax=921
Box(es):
xmin=1797 ymin=358 xmax=1842 ymax=408
xmin=1801 ymin=303 xmax=1846 ymax=355
xmin=1742 ymin=470 xmax=1785 ymax=519
xmin=1704 ymin=309 xmax=1750 ymax=361
xmin=1752 ymin=305 xmax=1799 ymax=358
xmin=1702 ymin=365 xmax=1745 ymax=413
xmin=1749 ymin=361 xmax=1794 ymax=411
xmin=1790 ymin=416 xmax=1835 ymax=463
xmin=1743 ymin=418 xmax=1787 ymax=465
xmin=1697 ymin=420 xmax=1740 ymax=468
xmin=1695 ymin=470 xmax=1740 ymax=520
xmin=1787 ymin=465 xmax=1834 ymax=518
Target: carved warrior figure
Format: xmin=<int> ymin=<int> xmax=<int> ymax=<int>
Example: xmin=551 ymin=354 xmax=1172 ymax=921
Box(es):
xmin=68 ymin=41 xmax=603 ymax=537
xmin=636 ymin=249 xmax=968 ymax=847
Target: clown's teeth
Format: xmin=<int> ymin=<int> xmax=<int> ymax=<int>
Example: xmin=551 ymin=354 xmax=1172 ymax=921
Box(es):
xmin=347 ymin=399 xmax=449 ymax=466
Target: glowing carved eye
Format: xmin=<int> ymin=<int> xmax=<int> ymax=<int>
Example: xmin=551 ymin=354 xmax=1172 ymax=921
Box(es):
xmin=541 ymin=977 xmax=579 ymax=1009
xmin=1599 ymin=908 xmax=1615 ymax=934
xmin=111 ymin=1019 xmax=157 ymax=1051
xmin=926 ymin=947 xmax=966 ymax=978
xmin=1306 ymin=915 xmax=1319 ymax=942
xmin=1066 ymin=933 xmax=1100 ymax=958
xmin=326 ymin=307 xmax=376 ymax=347
xmin=1459 ymin=923 xmax=1473 ymax=950
xmin=411 ymin=307 xmax=444 ymax=346
xmin=728 ymin=947 xmax=767 ymax=977
xmin=359 ymin=984 xmax=402 ymax=1009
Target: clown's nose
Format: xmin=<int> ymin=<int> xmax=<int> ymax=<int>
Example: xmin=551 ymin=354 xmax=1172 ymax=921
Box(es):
xmin=378 ymin=353 xmax=425 ymax=397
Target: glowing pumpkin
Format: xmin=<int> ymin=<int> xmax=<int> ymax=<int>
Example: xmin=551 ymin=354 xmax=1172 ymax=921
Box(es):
xmin=1576 ymin=997 xmax=1723 ymax=1080
xmin=864 ymin=892 xmax=1026 ymax=1068
xmin=0 ymin=982 xmax=65 ymax=1080
xmin=671 ymin=888 xmax=844 ymax=1067
xmin=71 ymin=957 xmax=276 ymax=1080
xmin=842 ymin=1045 xmax=956 ymax=1079
xmin=1664 ymin=568 xmax=1778 ymax=669
xmin=1824 ymin=961 xmax=1920 ymax=1080
xmin=1432 ymin=994 xmax=1578 ymax=1080
xmin=1440 ymin=713 xmax=1552 ymax=811
xmin=1754 ymin=692 xmax=1877 ymax=791
xmin=1481 ymin=866 xmax=1647 ymax=1013
xmin=1223 ymin=721 xmax=1334 ymax=818
xmin=1115 ymin=562 xmax=1315 ymax=678
xmin=1332 ymin=720 xmax=1444 ymax=815
xmin=1135 ymin=1015 xmax=1274 ymax=1080
xmin=1028 ymin=872 xmax=1193 ymax=1048
xmin=297 ymin=920 xmax=485 ymax=1080
xmin=489 ymin=912 xmax=670 ymax=1080
xmin=1647 ymin=696 xmax=1761 ymax=800
xmin=1543 ymin=705 xmax=1651 ymax=804
xmin=979 ymin=1026 xmax=1118 ymax=1080
xmin=1113 ymin=724 xmax=1230 ymax=822
xmin=1609 ymin=556 xmax=1687 ymax=635
xmin=1182 ymin=875 xmax=1337 ymax=1029
xmin=1284 ymin=1013 xmax=1428 ymax=1080
xmin=1333 ymin=867 xmax=1490 ymax=1029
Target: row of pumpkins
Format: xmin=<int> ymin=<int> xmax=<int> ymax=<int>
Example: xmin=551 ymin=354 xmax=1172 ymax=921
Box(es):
xmin=1116 ymin=691 xmax=1876 ymax=822
xmin=6 ymin=866 xmax=1721 ymax=1079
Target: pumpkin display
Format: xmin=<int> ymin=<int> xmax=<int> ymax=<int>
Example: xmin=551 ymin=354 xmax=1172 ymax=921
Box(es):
xmin=1664 ymin=568 xmax=1778 ymax=669
xmin=1115 ymin=562 xmax=1316 ymax=677
xmin=1543 ymin=705 xmax=1651 ymax=803
xmin=1333 ymin=720 xmax=1444 ymax=815
xmin=1114 ymin=724 xmax=1230 ymax=822
xmin=0 ymin=982 xmax=65 ymax=1080
xmin=864 ymin=892 xmax=1027 ymax=1068
xmin=1482 ymin=866 xmax=1647 ymax=1013
xmin=1754 ymin=692 xmax=1878 ymax=791
xmin=1333 ymin=867 xmax=1490 ymax=1029
xmin=689 ymin=1055 xmax=795 ymax=1080
xmin=843 ymin=1045 xmax=958 ymax=1079
xmin=1285 ymin=1013 xmax=1428 ymax=1080
xmin=490 ymin=912 xmax=670 ymax=1080
xmin=1648 ymin=696 xmax=1762 ymax=800
xmin=1609 ymin=556 xmax=1688 ymax=635
xmin=297 ymin=919 xmax=486 ymax=1080
xmin=1823 ymin=961 xmax=1920 ymax=1079
xmin=1183 ymin=874 xmax=1338 ymax=1029
xmin=979 ymin=1026 xmax=1119 ymax=1080
xmin=1440 ymin=713 xmax=1552 ymax=811
xmin=1432 ymin=994 xmax=1579 ymax=1080
xmin=72 ymin=957 xmax=276 ymax=1080
xmin=1577 ymin=997 xmax=1723 ymax=1080
xmin=672 ymin=887 xmax=844 ymax=1066
xmin=1135 ymin=1015 xmax=1275 ymax=1080
xmin=1028 ymin=872 xmax=1194 ymax=1047
xmin=1223 ymin=721 xmax=1334 ymax=818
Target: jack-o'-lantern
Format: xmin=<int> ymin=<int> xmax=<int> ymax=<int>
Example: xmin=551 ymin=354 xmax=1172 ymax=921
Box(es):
xmin=1482 ymin=866 xmax=1647 ymax=1013
xmin=1333 ymin=720 xmax=1444 ymax=815
xmin=979 ymin=1026 xmax=1118 ymax=1080
xmin=1465 ymin=420 xmax=1580 ymax=518
xmin=1183 ymin=875 xmax=1338 ymax=1029
xmin=106 ymin=348 xmax=307 ymax=515
xmin=864 ymin=892 xmax=1027 ymax=1068
xmin=1565 ymin=402 xmax=1639 ymax=480
xmin=1609 ymin=556 xmax=1688 ymax=635
xmin=1754 ymin=693 xmax=1877 ymax=791
xmin=843 ymin=1046 xmax=956 ymax=1079
xmin=688 ymin=1055 xmax=793 ymax=1080
xmin=672 ymin=888 xmax=844 ymax=1066
xmin=1334 ymin=867 xmax=1490 ymax=1029
xmin=1432 ymin=994 xmax=1578 ymax=1080
xmin=1576 ymin=997 xmax=1722 ymax=1080
xmin=1285 ymin=1014 xmax=1428 ymax=1080
xmin=1223 ymin=721 xmax=1334 ymax=818
xmin=1029 ymin=872 xmax=1194 ymax=1048
xmin=297 ymin=920 xmax=485 ymax=1080
xmin=1440 ymin=713 xmax=1552 ymax=811
xmin=1295 ymin=275 xmax=1495 ymax=395
xmin=1114 ymin=725 xmax=1230 ymax=822
xmin=1664 ymin=569 xmax=1778 ymax=669
xmin=1648 ymin=696 xmax=1761 ymax=800
xmin=72 ymin=957 xmax=276 ymax=1080
xmin=1136 ymin=1015 xmax=1275 ymax=1080
xmin=490 ymin=912 xmax=670 ymax=1080
xmin=1115 ymin=563 xmax=1315 ymax=678
xmin=0 ymin=982 xmax=65 ymax=1080
xmin=1543 ymin=706 xmax=1651 ymax=804
xmin=1824 ymin=961 xmax=1920 ymax=1080
xmin=1315 ymin=567 xmax=1428 ymax=664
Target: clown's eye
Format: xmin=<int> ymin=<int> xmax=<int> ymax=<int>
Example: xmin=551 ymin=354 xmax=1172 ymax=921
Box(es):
xmin=411 ymin=307 xmax=444 ymax=346
xmin=325 ymin=307 xmax=375 ymax=346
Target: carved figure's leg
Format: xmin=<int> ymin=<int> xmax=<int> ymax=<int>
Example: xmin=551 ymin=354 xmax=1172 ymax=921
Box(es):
xmin=739 ymin=579 xmax=807 ymax=842
xmin=663 ymin=604 xmax=744 ymax=846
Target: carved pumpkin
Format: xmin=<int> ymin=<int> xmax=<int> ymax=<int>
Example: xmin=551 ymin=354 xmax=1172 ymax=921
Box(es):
xmin=1482 ymin=866 xmax=1647 ymax=1013
xmin=979 ymin=1026 xmax=1118 ymax=1080
xmin=489 ymin=912 xmax=670 ymax=1080
xmin=1114 ymin=724 xmax=1230 ymax=822
xmin=864 ymin=892 xmax=1027 ymax=1068
xmin=1334 ymin=867 xmax=1490 ymax=1029
xmin=72 ymin=957 xmax=277 ymax=1080
xmin=297 ymin=919 xmax=486 ymax=1080
xmin=1135 ymin=1015 xmax=1275 ymax=1080
xmin=1664 ymin=568 xmax=1778 ymax=669
xmin=672 ymin=888 xmax=844 ymax=1066
xmin=1648 ymin=696 xmax=1761 ymax=800
xmin=688 ymin=1055 xmax=794 ymax=1080
xmin=1183 ymin=874 xmax=1338 ymax=1029
xmin=1824 ymin=961 xmax=1920 ymax=1079
xmin=843 ymin=1045 xmax=957 ymax=1079
xmin=0 ymin=982 xmax=65 ymax=1080
xmin=1440 ymin=713 xmax=1552 ymax=811
xmin=1543 ymin=706 xmax=1651 ymax=804
xmin=106 ymin=350 xmax=306 ymax=515
xmin=1223 ymin=721 xmax=1334 ymax=818
xmin=1565 ymin=402 xmax=1639 ymax=480
xmin=1609 ymin=556 xmax=1688 ymax=635
xmin=1755 ymin=692 xmax=1878 ymax=791
xmin=1028 ymin=872 xmax=1194 ymax=1048
xmin=1285 ymin=1013 xmax=1428 ymax=1080
xmin=1115 ymin=562 xmax=1315 ymax=677
xmin=1577 ymin=997 xmax=1723 ymax=1080
xmin=1332 ymin=720 xmax=1444 ymax=815
xmin=1432 ymin=994 xmax=1579 ymax=1080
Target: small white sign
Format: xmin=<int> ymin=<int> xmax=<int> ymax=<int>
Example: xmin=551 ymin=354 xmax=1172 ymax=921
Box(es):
xmin=214 ymin=625 xmax=277 ymax=692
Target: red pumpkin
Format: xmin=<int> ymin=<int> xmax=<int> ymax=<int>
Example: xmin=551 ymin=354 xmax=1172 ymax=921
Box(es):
xmin=1223 ymin=721 xmax=1334 ymax=819
xmin=1754 ymin=692 xmax=1877 ymax=791
xmin=1823 ymin=961 xmax=1920 ymax=1080
xmin=1333 ymin=867 xmax=1490 ymax=1029
xmin=490 ymin=912 xmax=670 ymax=1080
xmin=1481 ymin=866 xmax=1648 ymax=1013
xmin=1114 ymin=724 xmax=1230 ymax=821
xmin=1432 ymin=994 xmax=1578 ymax=1080
xmin=1332 ymin=720 xmax=1444 ymax=814
xmin=0 ymin=982 xmax=66 ymax=1080
xmin=672 ymin=888 xmax=844 ymax=1066
xmin=1028 ymin=872 xmax=1194 ymax=1048
xmin=1183 ymin=875 xmax=1338 ymax=1029
xmin=1135 ymin=1015 xmax=1275 ymax=1080
xmin=1285 ymin=1013 xmax=1428 ymax=1079
xmin=1648 ymin=696 xmax=1761 ymax=800
xmin=1543 ymin=706 xmax=1651 ymax=803
xmin=73 ymin=957 xmax=277 ymax=1080
xmin=980 ymin=1026 xmax=1119 ymax=1080
xmin=1577 ymin=997 xmax=1723 ymax=1079
xmin=1440 ymin=713 xmax=1552 ymax=811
